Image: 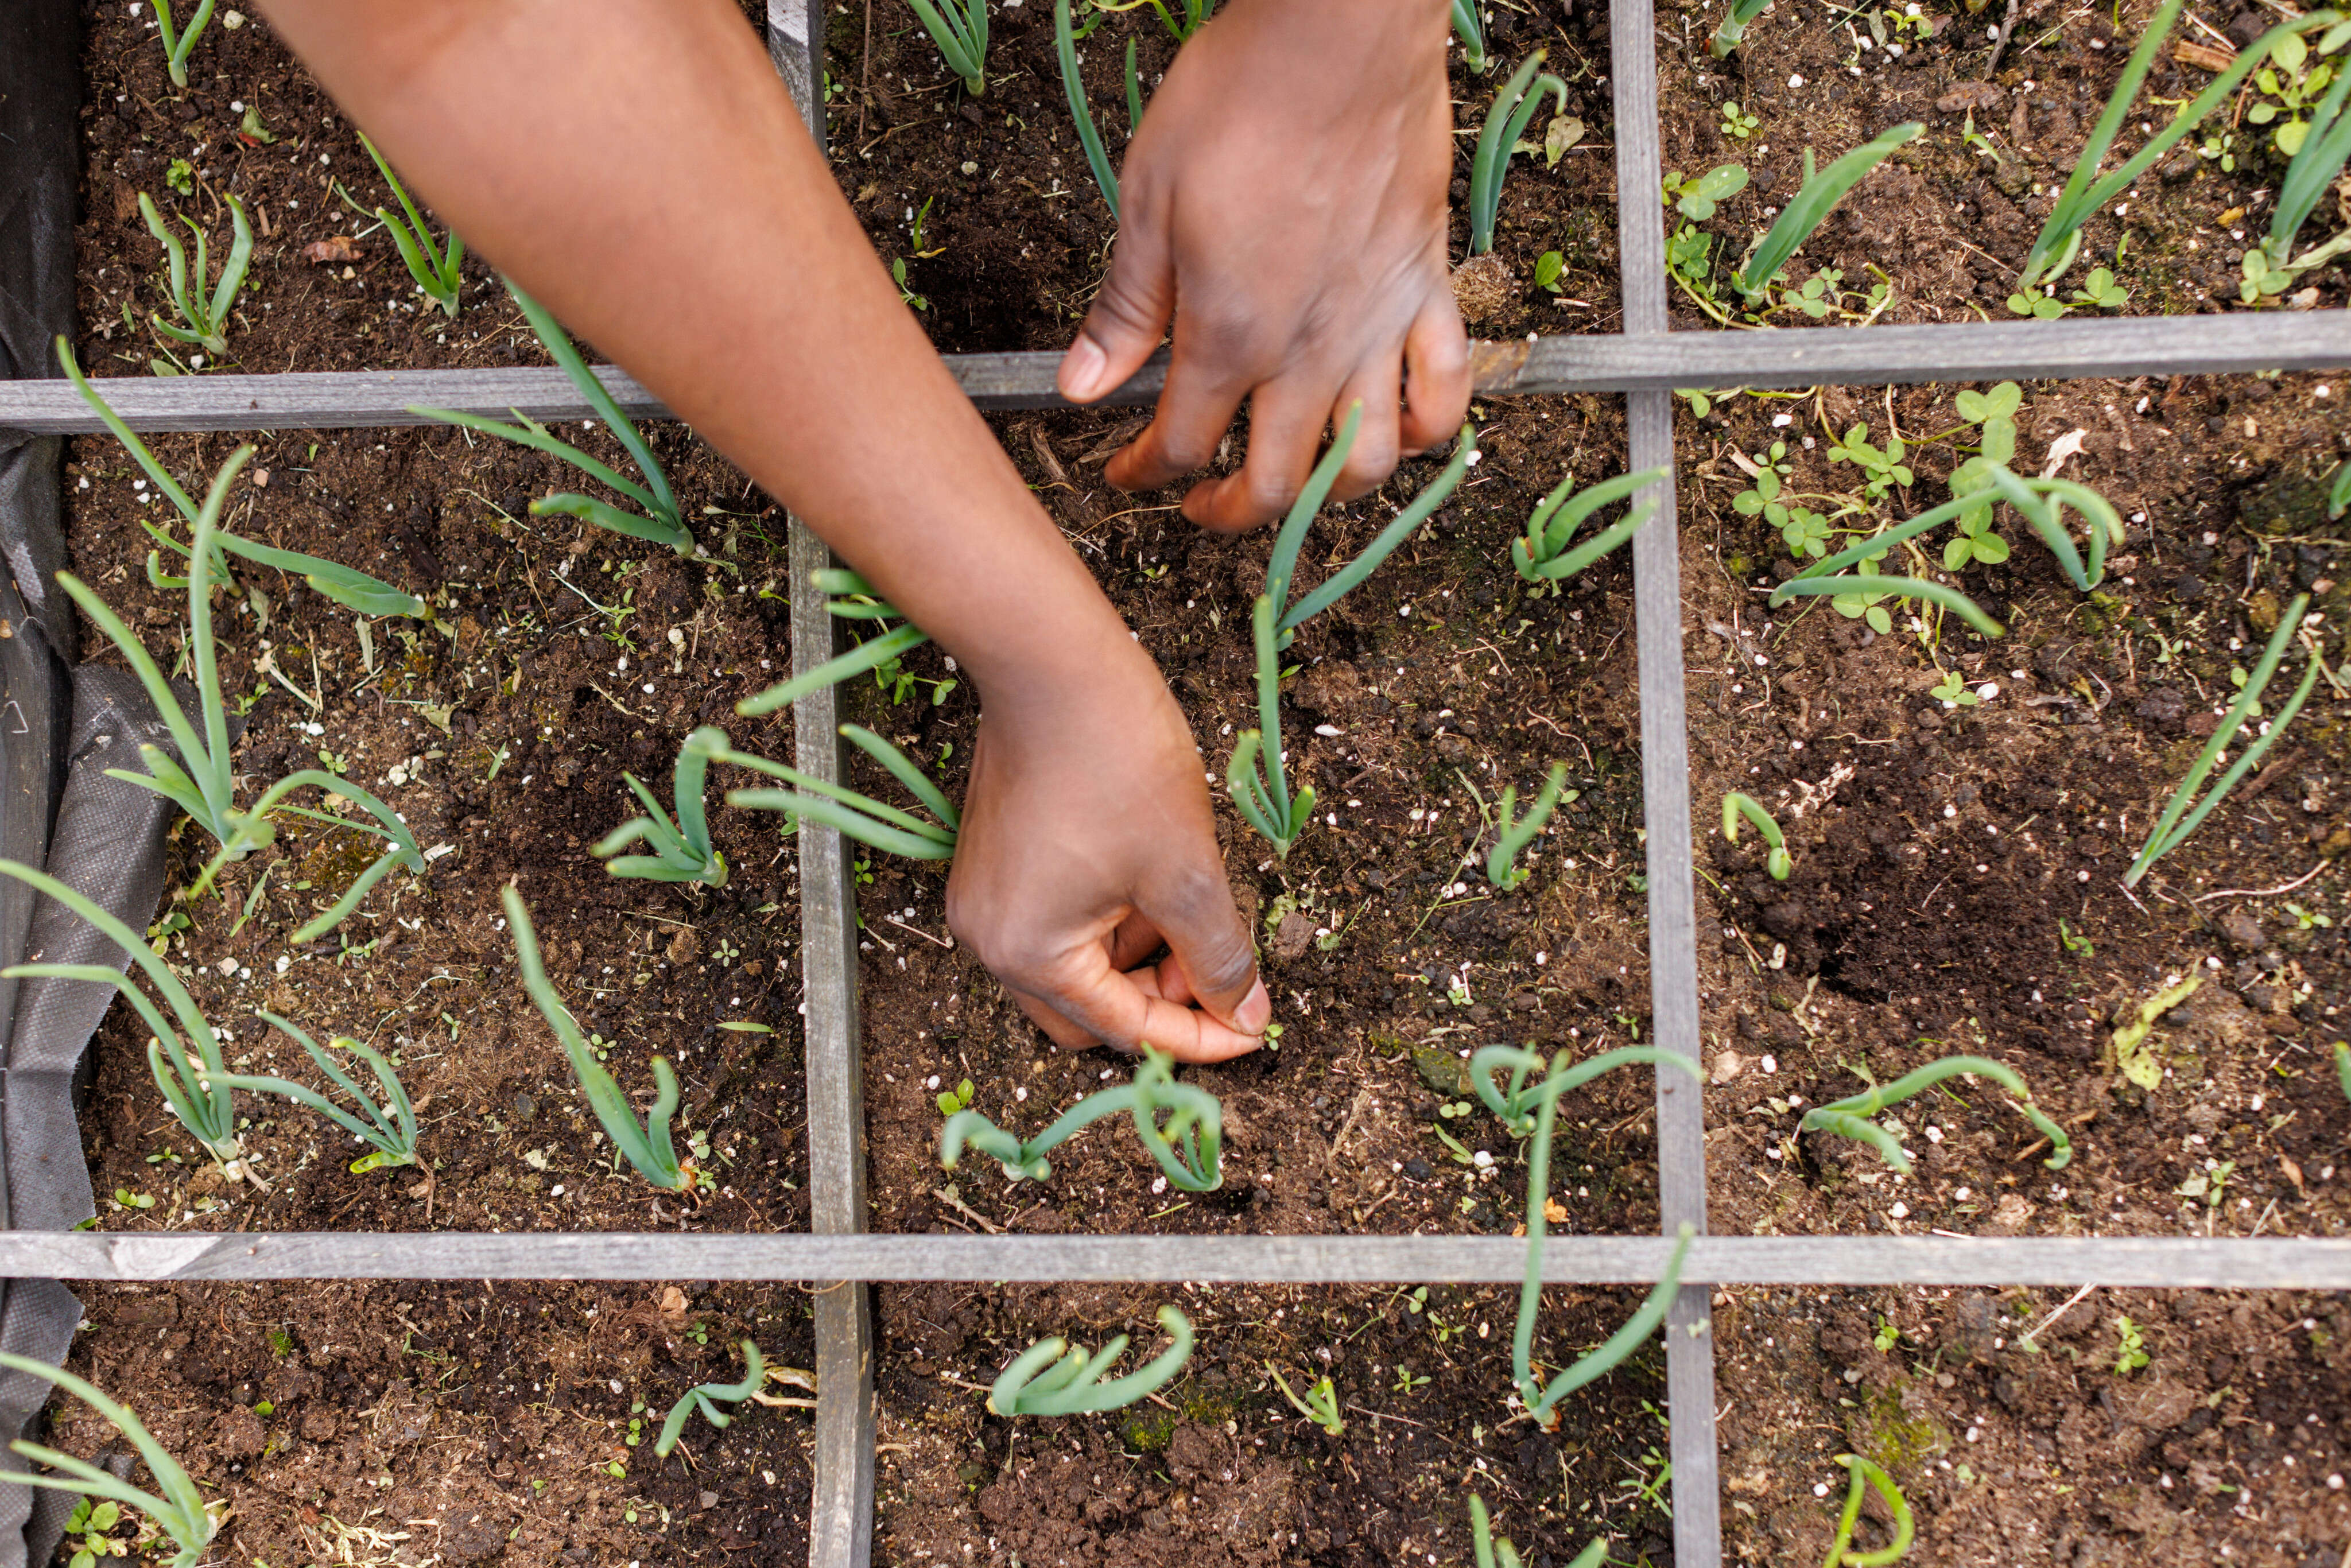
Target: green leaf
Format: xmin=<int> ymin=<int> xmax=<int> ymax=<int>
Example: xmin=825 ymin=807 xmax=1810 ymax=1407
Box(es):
xmin=1943 ymin=536 xmax=1972 ymax=572
xmin=1954 ymin=389 xmax=1987 ymax=421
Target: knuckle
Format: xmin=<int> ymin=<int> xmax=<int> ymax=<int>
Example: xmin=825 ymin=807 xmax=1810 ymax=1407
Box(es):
xmin=1243 ymin=467 xmax=1305 ymax=517
xmin=1154 ymin=430 xmax=1217 ymax=472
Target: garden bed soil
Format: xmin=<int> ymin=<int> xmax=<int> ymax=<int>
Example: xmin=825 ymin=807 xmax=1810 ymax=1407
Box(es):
xmin=36 ymin=0 xmax=2351 ymax=1564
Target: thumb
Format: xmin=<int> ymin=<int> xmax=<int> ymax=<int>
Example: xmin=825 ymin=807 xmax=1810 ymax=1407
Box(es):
xmin=1058 ymin=208 xmax=1173 ymax=404
xmin=1142 ymin=868 xmax=1271 ymax=1037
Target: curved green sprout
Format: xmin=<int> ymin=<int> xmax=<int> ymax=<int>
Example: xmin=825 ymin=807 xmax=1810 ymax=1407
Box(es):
xmin=1769 ymin=575 xmax=2004 ymax=638
xmin=1734 ymin=125 xmax=1921 ymax=302
xmin=1803 ymin=1055 xmax=2069 ymax=1174
xmin=505 ymin=883 xmax=689 ymax=1191
xmin=153 ymin=0 xmax=216 ymax=88
xmin=413 ymin=281 xmax=690 ymax=554
xmin=1487 ymin=763 xmax=1571 ymax=890
xmin=596 ymin=727 xmax=728 ymax=885
xmin=1469 ymin=53 xmax=1569 ymax=255
xmin=1452 ymin=0 xmax=1488 ymax=72
xmin=140 ymin=192 xmax=249 ymax=360
xmin=942 ymin=1046 xmax=1223 ymax=1191
xmin=2336 ymin=1041 xmax=2351 ymax=1103
xmin=721 ymin=725 xmax=959 ymax=862
xmin=906 ymin=0 xmax=988 ymax=96
xmin=1722 ymin=791 xmax=1791 ymax=880
xmin=1512 ymin=467 xmax=1669 ymax=581
xmin=2125 ymin=595 xmax=2321 ymax=888
xmin=1268 ymin=1365 xmax=1344 ymax=1435
xmin=1470 ymin=1043 xmax=1702 ymax=1140
xmin=1710 ymin=0 xmax=1772 ymax=56
xmin=344 ymin=132 xmax=464 ymax=317
xmin=1470 ymin=1494 xmax=1607 ymax=1568
xmin=1517 ymin=1221 xmax=1693 ymax=1429
xmin=230 ymin=770 xmax=426 ymax=945
xmin=1228 ymin=596 xmax=1318 ymax=857
xmin=205 ymin=1012 xmax=418 ymax=1173
xmin=987 ymin=1305 xmax=1193 ymax=1416
xmin=654 ymin=1340 xmax=766 ymax=1458
xmin=0 ymin=1353 xmax=214 ymax=1568
xmin=1057 ymin=0 xmax=1122 ymax=220
xmin=1822 ymin=1454 xmax=1914 ymax=1567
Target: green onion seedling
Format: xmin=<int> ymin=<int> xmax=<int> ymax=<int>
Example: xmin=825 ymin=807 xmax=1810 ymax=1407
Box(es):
xmin=1512 ymin=466 xmax=1669 ymax=583
xmin=906 ymin=0 xmax=988 ymax=96
xmin=1469 ymin=53 xmax=1569 ymax=255
xmin=1803 ymin=1055 xmax=2070 ymax=1174
xmin=138 ymin=192 xmax=250 ymax=361
xmin=1487 ymin=764 xmax=1572 ymax=890
xmin=1469 ymin=1495 xmax=1607 ymax=1568
xmin=1057 ymin=0 xmax=1123 ymax=219
xmin=719 ymin=725 xmax=958 ymax=862
xmin=1452 ymin=0 xmax=1488 ymax=72
xmin=61 ymin=340 xmax=427 ymax=618
xmin=1722 ymin=792 xmax=1791 ymax=880
xmin=941 ymin=1046 xmax=1224 ymax=1190
xmin=1821 ymin=1453 xmax=1914 ymax=1568
xmin=152 ymin=0 xmax=216 ymax=88
xmin=1709 ymin=0 xmax=1773 ymax=57
xmin=2124 ymin=594 xmax=2321 ymax=887
xmin=2332 ymin=459 xmax=2351 ymax=522
xmin=654 ymin=1340 xmax=765 ymax=1457
xmin=595 ymin=727 xmax=728 ymax=886
xmin=1097 ymin=0 xmax=1214 ymax=43
xmin=0 ymin=1354 xmax=215 ymax=1568
xmin=1267 ymin=1365 xmax=1344 ymax=1435
xmin=2334 ymin=1041 xmax=2350 ymax=1103
xmin=505 ymin=883 xmax=691 ymax=1191
xmin=1471 ymin=1043 xmax=1701 ymax=1140
xmin=205 ymin=1012 xmax=419 ymax=1173
xmin=337 ymin=133 xmax=464 ymax=317
xmin=0 ymin=861 xmax=249 ymax=1172
xmin=1732 ymin=125 xmax=1921 ymax=304
xmin=2264 ymin=22 xmax=2351 ymax=271
xmin=412 ymin=282 xmax=691 ymax=554
xmin=1516 ymin=1216 xmax=1695 ymax=1430
xmin=738 ymin=568 xmax=932 ymax=718
xmin=987 ymin=1305 xmax=1193 ymax=1415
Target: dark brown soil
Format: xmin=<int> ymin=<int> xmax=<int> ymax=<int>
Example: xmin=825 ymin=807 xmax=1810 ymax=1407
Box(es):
xmin=37 ymin=0 xmax=2351 ymax=1565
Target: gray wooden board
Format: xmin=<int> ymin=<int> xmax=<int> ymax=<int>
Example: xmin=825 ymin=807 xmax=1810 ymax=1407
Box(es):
xmin=5 ymin=312 xmax=2349 ymax=434
xmin=0 ymin=1231 xmax=2345 ymax=1287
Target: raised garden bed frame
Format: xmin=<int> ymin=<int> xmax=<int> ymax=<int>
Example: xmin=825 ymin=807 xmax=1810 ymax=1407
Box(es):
xmin=4 ymin=3 xmax=2351 ymax=1565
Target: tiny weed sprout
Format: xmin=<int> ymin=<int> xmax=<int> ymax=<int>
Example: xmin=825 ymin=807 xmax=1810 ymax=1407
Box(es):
xmin=1821 ymin=1454 xmax=1914 ymax=1568
xmin=1268 ymin=1365 xmax=1344 ymax=1435
xmin=1709 ymin=0 xmax=1773 ymax=57
xmin=505 ymin=884 xmax=690 ymax=1192
xmin=1469 ymin=54 xmax=1570 ymax=255
xmin=1823 ymin=421 xmax=1913 ymax=501
xmin=152 ymin=0 xmax=217 ymax=88
xmin=936 ymin=1076 xmax=975 ymax=1116
xmin=1513 ymin=467 xmax=1669 ymax=583
xmin=595 ymin=727 xmax=728 ymax=885
xmin=654 ymin=1340 xmax=765 ymax=1458
xmin=340 ymin=133 xmax=464 ymax=316
xmin=1803 ymin=1055 xmax=2070 ymax=1174
xmin=941 ymin=1047 xmax=1224 ymax=1190
xmin=0 ymin=1354 xmax=215 ymax=1568
xmin=1722 ymin=792 xmax=1791 ymax=880
xmin=139 ymin=191 xmax=251 ymax=361
xmin=1665 ymin=163 xmax=1748 ymax=222
xmin=1469 ymin=1495 xmax=1608 ymax=1568
xmin=0 ymin=860 xmax=242 ymax=1169
xmin=2113 ymin=1314 xmax=2151 ymax=1374
xmin=208 ymin=1012 xmax=418 ymax=1173
xmin=2263 ymin=24 xmax=2351 ymax=273
xmin=739 ymin=568 xmax=932 ymax=717
xmin=1733 ymin=125 xmax=1921 ymax=304
xmin=1452 ymin=0 xmax=1488 ymax=72
xmin=720 ymin=725 xmax=958 ymax=861
xmin=2125 ymin=595 xmax=2321 ymax=886
xmin=1057 ymin=0 xmax=1122 ymax=220
xmin=987 ymin=1305 xmax=1193 ymax=1416
xmin=413 ymin=283 xmax=690 ymax=554
xmin=906 ymin=0 xmax=988 ymax=96
xmin=1487 ymin=764 xmax=1570 ymax=890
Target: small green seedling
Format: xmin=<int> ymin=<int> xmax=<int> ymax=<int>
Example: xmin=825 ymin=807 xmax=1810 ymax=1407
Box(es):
xmin=1710 ymin=0 xmax=1773 ymax=56
xmin=2070 ymin=266 xmax=2129 ymax=311
xmin=1929 ymin=669 xmax=1979 ymax=708
xmin=942 ymin=1046 xmax=1223 ymax=1191
xmin=339 ymin=133 xmax=464 ymax=316
xmin=1732 ymin=125 xmax=1921 ymax=305
xmin=2248 ymin=26 xmax=2344 ymax=154
xmin=1665 ymin=163 xmax=1749 ymax=222
xmin=152 ymin=0 xmax=216 ymax=88
xmin=0 ymin=1354 xmax=215 ymax=1568
xmin=2265 ymin=23 xmax=2351 ymax=269
xmin=506 ymin=883 xmax=690 ymax=1191
xmin=595 ymin=726 xmax=728 ymax=885
xmin=1820 ymin=1454 xmax=1912 ymax=1568
xmin=906 ymin=0 xmax=988 ymax=96
xmin=1471 ymin=1495 xmax=1608 ymax=1568
xmin=720 ymin=725 xmax=959 ymax=861
xmin=63 ymin=1495 xmax=126 ymax=1568
xmin=1452 ymin=0 xmax=1488 ymax=72
xmin=1722 ymin=792 xmax=1791 ymax=880
xmin=738 ymin=568 xmax=933 ymax=718
xmin=413 ymin=282 xmax=691 ymax=554
xmin=654 ymin=1340 xmax=765 ymax=1457
xmin=2112 ymin=1315 xmax=2150 ymax=1375
xmin=1057 ymin=0 xmax=1122 ymax=219
xmin=936 ymin=1077 xmax=975 ymax=1116
xmin=207 ymin=1012 xmax=419 ymax=1173
xmin=987 ymin=1305 xmax=1193 ymax=1416
xmin=1487 ymin=763 xmax=1572 ymax=890
xmin=2333 ymin=1041 xmax=2349 ymax=1103
xmin=1469 ymin=53 xmax=1570 ymax=255
xmin=1720 ymin=100 xmax=1760 ymax=139
xmin=2125 ymin=595 xmax=2320 ymax=887
xmin=1823 ymin=422 xmax=1912 ymax=500
xmin=1512 ymin=467 xmax=1669 ymax=583
xmin=1803 ymin=1055 xmax=2070 ymax=1173
xmin=2006 ymin=282 xmax=2067 ymax=320
xmin=1267 ymin=1365 xmax=1344 ymax=1435
xmin=139 ymin=192 xmax=251 ymax=361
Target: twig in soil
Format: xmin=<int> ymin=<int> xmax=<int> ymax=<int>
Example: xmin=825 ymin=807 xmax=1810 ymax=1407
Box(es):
xmin=2188 ymin=859 xmax=2331 ymax=902
xmin=931 ymin=1185 xmax=1003 ymax=1233
xmin=2015 ymin=1281 xmax=2100 ymax=1352
xmin=986 ymin=1305 xmax=1193 ymax=1416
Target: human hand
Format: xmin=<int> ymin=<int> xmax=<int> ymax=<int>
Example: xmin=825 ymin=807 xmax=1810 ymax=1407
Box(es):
xmin=1055 ymin=0 xmax=1470 ymax=531
xmin=945 ymin=649 xmax=1270 ymax=1062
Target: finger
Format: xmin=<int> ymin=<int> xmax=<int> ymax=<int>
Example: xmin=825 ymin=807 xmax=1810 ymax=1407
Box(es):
xmin=1177 ymin=381 xmax=1338 ymax=533
xmin=1059 ymin=193 xmax=1175 ymax=404
xmin=1025 ymin=942 xmax=1264 ymax=1064
xmin=1102 ymin=352 xmax=1251 ymax=499
xmin=1327 ymin=362 xmax=1402 ymax=505
xmin=1398 ymin=291 xmax=1472 ymax=458
xmin=1006 ymin=986 xmax=1103 ymax=1053
xmin=1107 ymin=909 xmax=1165 ymax=973
xmin=1132 ymin=859 xmax=1270 ymax=1035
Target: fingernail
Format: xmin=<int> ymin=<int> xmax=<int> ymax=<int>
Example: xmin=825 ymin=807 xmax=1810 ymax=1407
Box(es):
xmin=1237 ymin=977 xmax=1271 ymax=1034
xmin=1060 ymin=333 xmax=1108 ymax=400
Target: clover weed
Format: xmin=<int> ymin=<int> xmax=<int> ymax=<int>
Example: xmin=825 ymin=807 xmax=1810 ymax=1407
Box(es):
xmin=1720 ymin=100 xmax=1759 ymax=139
xmin=1665 ymin=163 xmax=1748 ymax=222
xmin=988 ymin=1306 xmax=1193 ymax=1415
xmin=1823 ymin=422 xmax=1911 ymax=500
xmin=0 ymin=1354 xmax=214 ymax=1568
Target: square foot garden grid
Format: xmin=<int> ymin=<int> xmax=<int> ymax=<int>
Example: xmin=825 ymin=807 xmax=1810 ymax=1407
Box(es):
xmin=3 ymin=2 xmax=2351 ymax=1566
